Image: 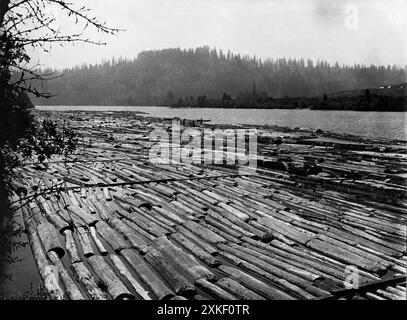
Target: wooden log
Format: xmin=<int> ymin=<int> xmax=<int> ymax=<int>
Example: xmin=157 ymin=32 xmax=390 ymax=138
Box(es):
xmin=48 ymin=251 xmax=85 ymax=300
xmin=182 ymin=220 xmax=227 ymax=245
xmin=95 ymin=220 xmax=129 ymax=253
xmin=170 ymin=200 xmax=196 ymax=215
xmin=121 ymin=249 xmax=174 ymax=300
xmin=144 ymin=249 xmax=196 ymax=297
xmin=151 ymin=206 xmax=186 ymax=225
xmin=258 ymin=216 xmax=314 ymax=245
xmin=63 ymin=229 xmax=82 ymax=263
xmin=125 ymin=219 xmax=157 ymax=242
xmin=23 ymin=218 xmax=65 ymax=300
xmin=187 ymin=188 xmax=219 ymax=205
xmin=176 ymin=193 xmax=208 ymax=211
xmin=229 ymin=243 xmax=323 ymax=282
xmin=170 ymin=232 xmax=221 ymax=267
xmin=209 ymin=207 xmax=272 ymax=241
xmin=201 ymin=221 xmax=242 ymax=244
xmin=27 ymin=200 xmax=46 ymax=225
xmin=38 ymin=197 xmax=71 ymax=233
xmin=175 ymin=197 xmax=207 ymax=216
xmin=103 ymin=187 xmax=113 ymax=201
xmin=216 ymin=277 xmax=265 ymax=300
xmin=195 ymin=279 xmax=238 ymax=300
xmin=242 ymin=237 xmax=344 ymax=282
xmin=51 ymin=200 xmax=88 ymax=229
xmin=165 ymin=201 xmax=197 ymax=221
xmin=217 ymin=202 xmax=250 ymax=221
xmin=77 ymin=226 xmax=95 ymax=257
xmin=138 ymin=206 xmax=177 ymax=232
xmin=87 ymin=255 xmax=134 ymax=300
xmin=155 ymin=236 xmax=216 ymax=281
xmin=117 ymin=208 xmax=168 ymax=237
xmin=89 ymin=226 xmax=108 ymax=255
xmin=177 ymin=226 xmax=219 ymax=256
xmin=92 ymin=200 xmax=114 ymax=222
xmin=316 ymin=234 xmax=392 ymax=269
xmin=202 ymin=190 xmax=229 ymax=203
xmin=67 ymin=189 xmax=81 ymax=206
xmin=217 ymin=243 xmax=329 ymax=297
xmin=71 ymin=262 xmax=107 ymax=300
xmin=306 ymin=238 xmax=386 ymax=274
xmin=224 ymin=252 xmax=317 ymax=300
xmin=108 ymin=217 xmax=150 ymax=252
xmin=113 ymin=193 xmax=150 ymax=210
xmin=67 ymin=204 xmax=99 ymax=226
xmin=37 ymin=220 xmax=65 ymax=258
xmin=170 ymin=296 xmax=189 ymax=300
xmin=110 ymin=254 xmax=152 ymax=300
xmin=217 ymin=265 xmax=295 ymax=300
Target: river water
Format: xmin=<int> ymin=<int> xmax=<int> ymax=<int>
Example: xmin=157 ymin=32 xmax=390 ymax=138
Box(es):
xmin=36 ymin=106 xmax=406 ymax=141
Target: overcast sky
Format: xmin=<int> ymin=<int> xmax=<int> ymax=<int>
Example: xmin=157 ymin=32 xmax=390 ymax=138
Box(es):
xmin=31 ymin=0 xmax=407 ymax=69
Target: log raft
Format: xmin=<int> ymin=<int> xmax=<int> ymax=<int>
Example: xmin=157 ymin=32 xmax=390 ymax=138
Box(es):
xmin=13 ymin=110 xmax=407 ymax=300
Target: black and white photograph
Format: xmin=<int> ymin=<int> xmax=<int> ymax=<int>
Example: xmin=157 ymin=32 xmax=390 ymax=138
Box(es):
xmin=0 ymin=0 xmax=406 ymax=309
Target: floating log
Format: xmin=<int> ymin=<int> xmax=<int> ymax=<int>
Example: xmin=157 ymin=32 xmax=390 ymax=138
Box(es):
xmin=37 ymin=220 xmax=65 ymax=259
xmin=108 ymin=217 xmax=150 ymax=252
xmin=170 ymin=232 xmax=221 ymax=267
xmin=71 ymin=262 xmax=107 ymax=300
xmin=89 ymin=225 xmax=108 ymax=255
xmin=144 ymin=248 xmax=196 ymax=297
xmin=216 ymin=278 xmax=265 ymax=300
xmin=66 ymin=204 xmax=99 ymax=226
xmin=155 ymin=236 xmax=216 ymax=281
xmin=306 ymin=238 xmax=386 ymax=274
xmin=48 ymin=251 xmax=85 ymax=300
xmin=195 ymin=279 xmax=238 ymax=300
xmin=170 ymin=296 xmax=189 ymax=300
xmin=95 ymin=220 xmax=129 ymax=253
xmin=87 ymin=255 xmax=134 ymax=300
xmin=177 ymin=226 xmax=219 ymax=256
xmin=217 ymin=243 xmax=329 ymax=297
xmin=182 ymin=220 xmax=227 ymax=245
xmin=23 ymin=216 xmax=65 ymax=300
xmin=121 ymin=249 xmax=174 ymax=300
xmin=38 ymin=197 xmax=71 ymax=233
xmin=218 ymin=265 xmax=295 ymax=300
xmin=77 ymin=226 xmax=95 ymax=257
xmin=63 ymin=229 xmax=82 ymax=263
xmin=110 ymin=254 xmax=151 ymax=300
xmin=116 ymin=207 xmax=168 ymax=237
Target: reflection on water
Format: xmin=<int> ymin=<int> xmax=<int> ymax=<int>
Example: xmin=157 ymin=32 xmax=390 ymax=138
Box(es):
xmin=0 ymin=191 xmax=41 ymax=299
xmin=36 ymin=106 xmax=406 ymax=141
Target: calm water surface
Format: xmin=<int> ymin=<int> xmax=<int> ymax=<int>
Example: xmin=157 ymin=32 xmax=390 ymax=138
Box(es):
xmin=36 ymin=106 xmax=406 ymax=141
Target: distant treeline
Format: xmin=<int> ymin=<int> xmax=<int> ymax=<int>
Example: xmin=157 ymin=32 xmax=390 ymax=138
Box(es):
xmin=171 ymin=83 xmax=407 ymax=111
xmin=172 ymin=85 xmax=407 ymax=111
xmin=32 ymin=46 xmax=406 ymax=106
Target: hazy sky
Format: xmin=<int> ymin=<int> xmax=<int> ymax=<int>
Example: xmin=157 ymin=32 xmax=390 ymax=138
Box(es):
xmin=31 ymin=0 xmax=407 ymax=69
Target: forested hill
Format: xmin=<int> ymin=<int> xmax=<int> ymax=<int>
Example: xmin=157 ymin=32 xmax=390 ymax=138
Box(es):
xmin=32 ymin=47 xmax=406 ymax=106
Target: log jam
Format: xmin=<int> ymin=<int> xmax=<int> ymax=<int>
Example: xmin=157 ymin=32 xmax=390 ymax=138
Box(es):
xmin=11 ymin=110 xmax=406 ymax=300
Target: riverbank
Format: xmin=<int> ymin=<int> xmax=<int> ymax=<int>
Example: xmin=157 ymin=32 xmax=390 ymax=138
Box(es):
xmin=7 ymin=110 xmax=407 ymax=300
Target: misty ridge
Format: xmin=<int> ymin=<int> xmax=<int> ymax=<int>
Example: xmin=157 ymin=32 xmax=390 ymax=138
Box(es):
xmin=32 ymin=46 xmax=406 ymax=107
